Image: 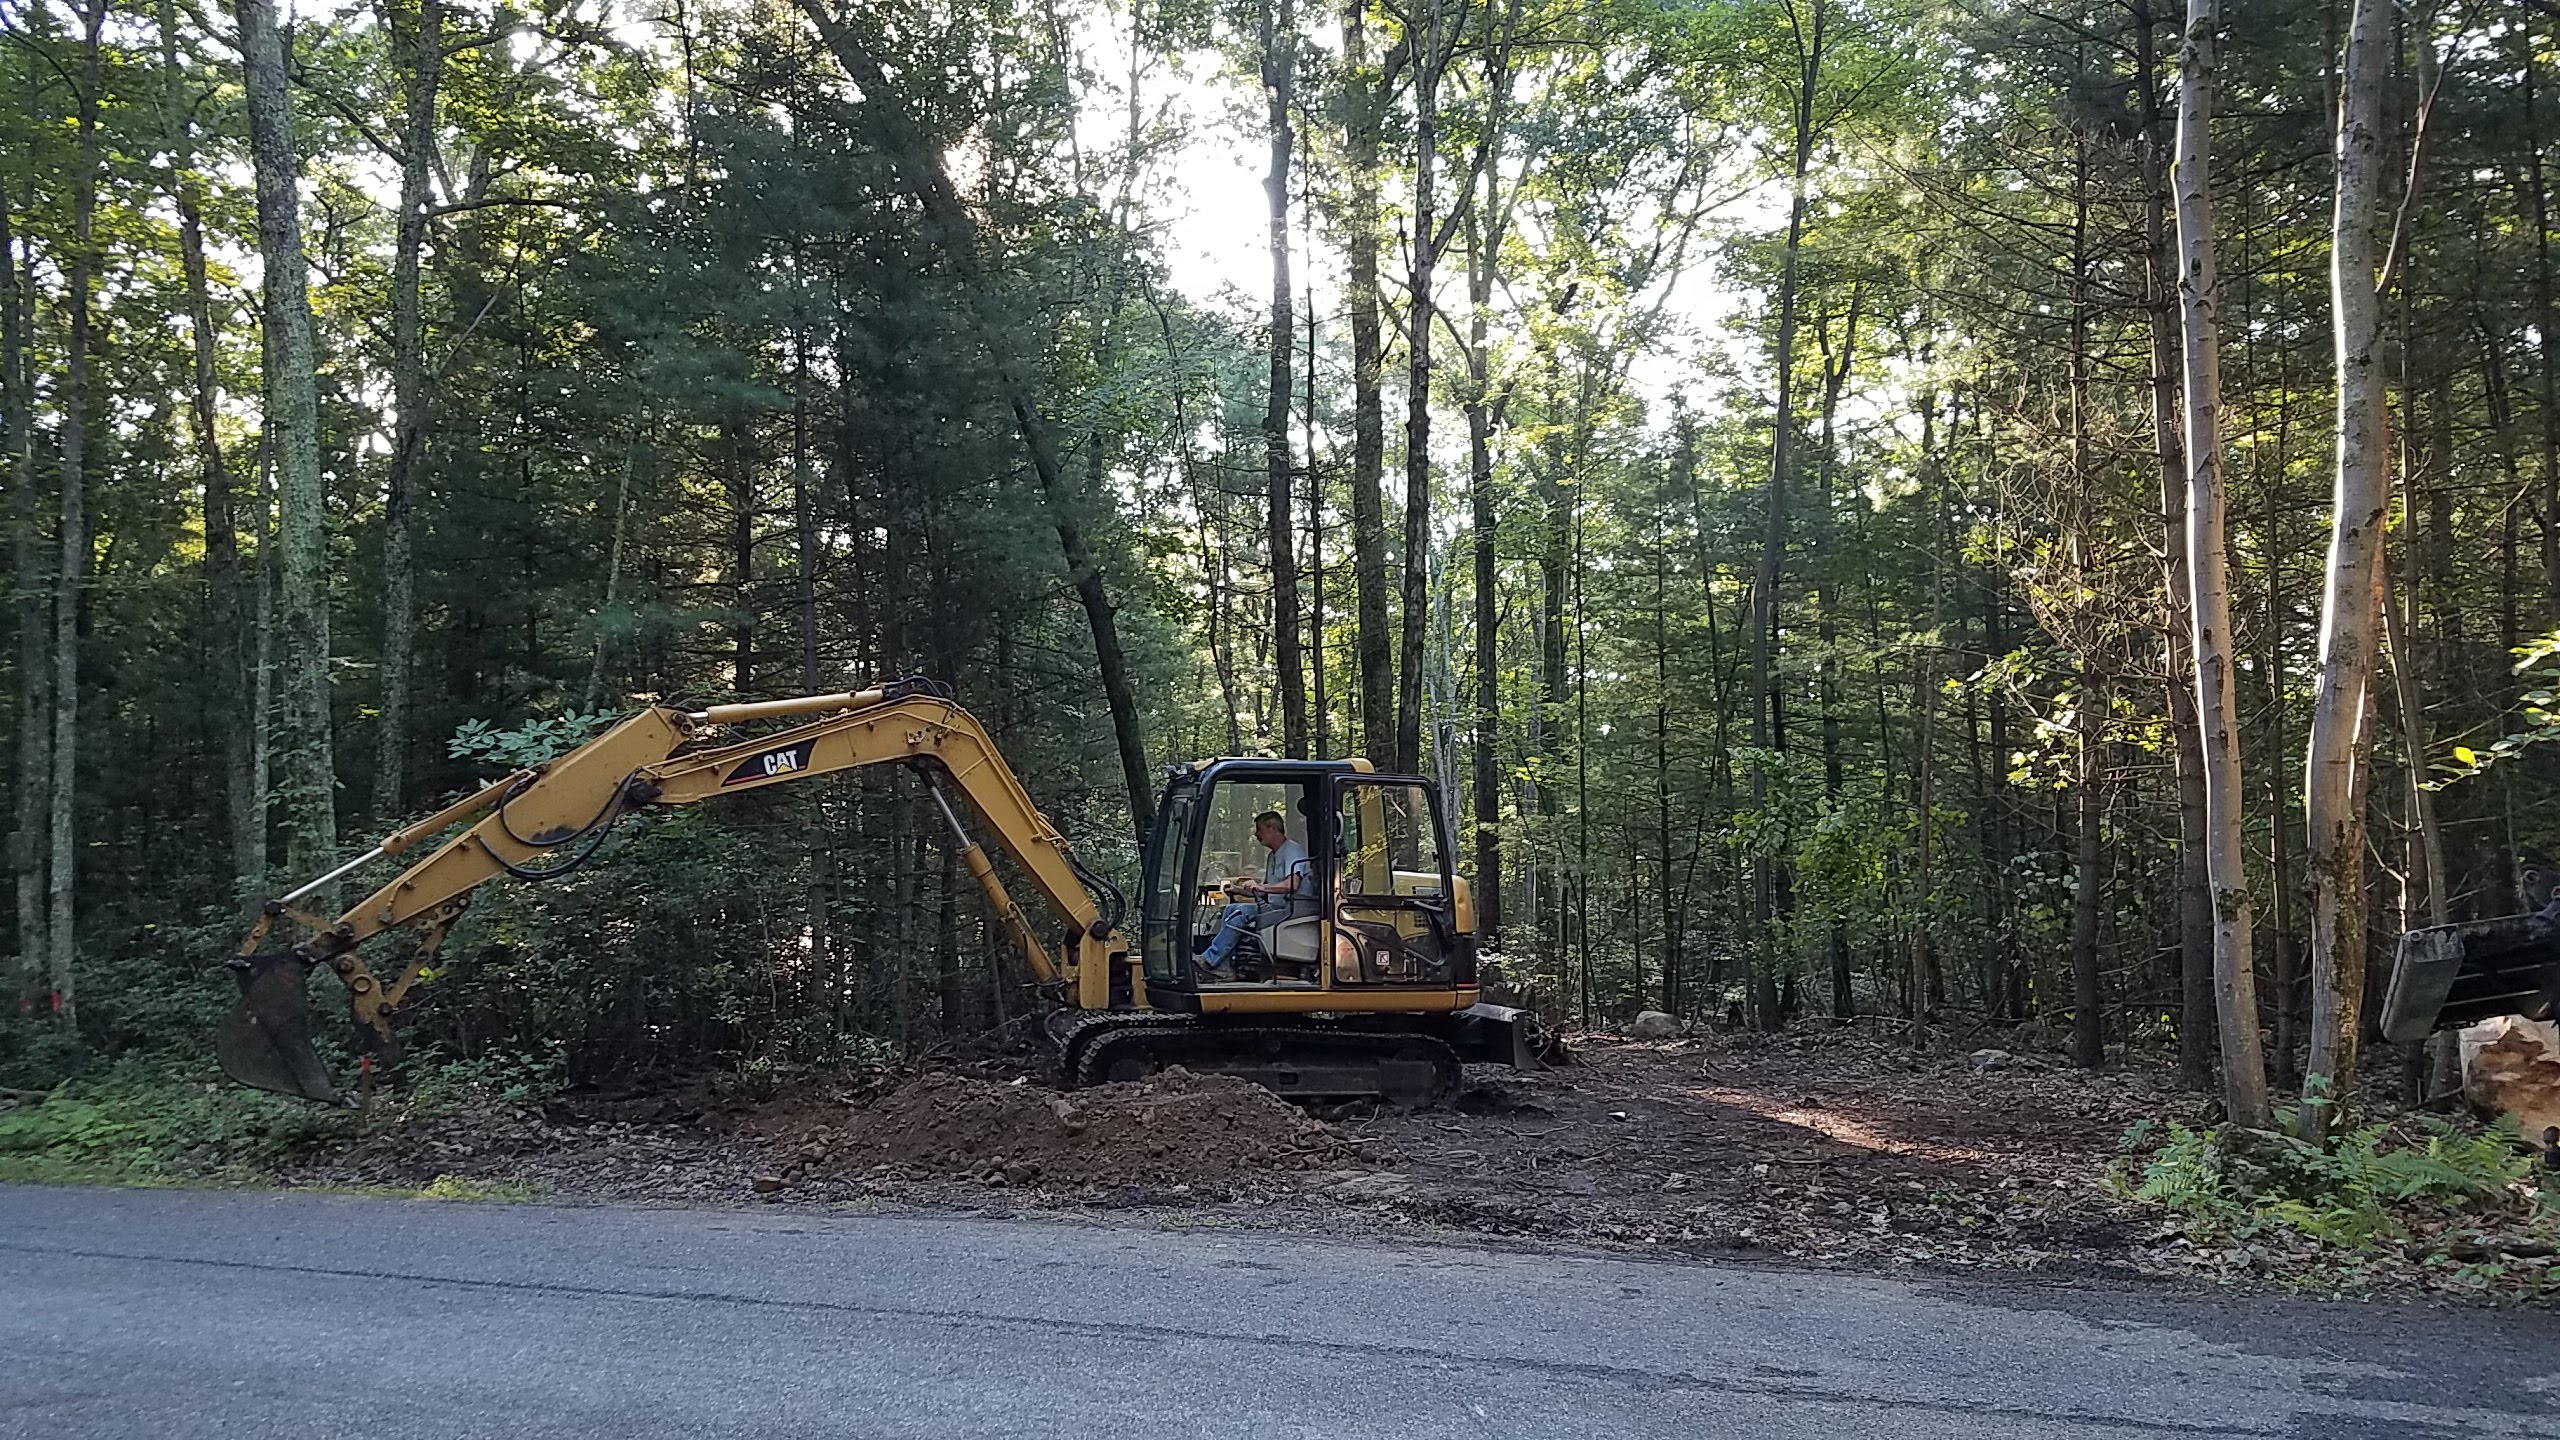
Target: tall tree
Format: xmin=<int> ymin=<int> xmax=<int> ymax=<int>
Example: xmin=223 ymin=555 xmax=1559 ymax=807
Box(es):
xmin=1395 ymin=0 xmax=1459 ymax=777
xmin=2301 ymin=0 xmax=2391 ymax=1139
xmin=2 ymin=98 xmax=44 ymax=1000
xmin=45 ymin=0 xmax=108 ymax=1023
xmin=237 ymin=0 xmax=340 ymax=881
xmin=2171 ymin=0 xmax=2270 ymax=1127
xmin=1340 ymin=0 xmax=1399 ymax=768
xmin=1262 ymin=0 xmax=1307 ymax=759
xmin=1460 ymin=0 xmax=1525 ymax=948
xmin=374 ymin=0 xmax=445 ymax=822
xmin=2137 ymin=0 xmax=2213 ymax=1090
xmin=159 ymin=0 xmax=257 ymax=895
xmin=1748 ymin=0 xmax=1828 ymax=1029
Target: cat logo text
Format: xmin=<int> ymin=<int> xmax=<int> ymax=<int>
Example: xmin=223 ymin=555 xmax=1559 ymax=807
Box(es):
xmin=721 ymin=740 xmax=819 ymax=787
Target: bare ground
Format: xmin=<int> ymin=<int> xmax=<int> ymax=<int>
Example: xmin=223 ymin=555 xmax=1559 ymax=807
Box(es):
xmin=287 ymin=1028 xmax=2216 ymax=1274
xmin=268 ymin=1025 xmax=2560 ymax=1301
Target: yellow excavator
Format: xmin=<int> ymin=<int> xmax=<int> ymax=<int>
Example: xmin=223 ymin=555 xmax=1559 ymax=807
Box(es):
xmin=217 ymin=677 xmax=1545 ymax=1108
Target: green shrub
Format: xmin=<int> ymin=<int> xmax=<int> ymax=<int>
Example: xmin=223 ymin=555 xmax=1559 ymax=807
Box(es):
xmin=416 ymin=1173 xmax=552 ymax=1202
xmin=399 ymin=1042 xmax=570 ymax=1118
xmin=0 ymin=1054 xmax=352 ymax=1185
xmin=2115 ymin=1110 xmax=2543 ymax=1247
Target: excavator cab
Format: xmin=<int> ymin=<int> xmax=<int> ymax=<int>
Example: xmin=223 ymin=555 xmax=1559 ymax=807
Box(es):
xmin=1136 ymin=759 xmax=1475 ymax=1006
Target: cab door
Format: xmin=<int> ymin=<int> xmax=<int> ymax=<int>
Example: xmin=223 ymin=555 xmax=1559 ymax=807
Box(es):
xmin=1322 ymin=776 xmax=1462 ymax=986
xmin=1137 ymin=773 xmax=1200 ymax=987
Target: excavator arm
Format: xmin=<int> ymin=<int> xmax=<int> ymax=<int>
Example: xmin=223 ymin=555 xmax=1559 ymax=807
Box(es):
xmin=217 ymin=680 xmax=1134 ymax=1103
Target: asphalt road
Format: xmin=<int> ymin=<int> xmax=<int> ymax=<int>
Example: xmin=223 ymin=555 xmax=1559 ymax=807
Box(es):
xmin=1 ymin=1185 xmax=2555 ymax=1439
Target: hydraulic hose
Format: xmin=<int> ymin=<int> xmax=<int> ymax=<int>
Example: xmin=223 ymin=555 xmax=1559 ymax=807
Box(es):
xmin=487 ymin=772 xmax=634 ymax=881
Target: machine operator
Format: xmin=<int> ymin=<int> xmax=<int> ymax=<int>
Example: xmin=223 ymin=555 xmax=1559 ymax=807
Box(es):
xmin=1198 ymin=809 xmax=1315 ymax=979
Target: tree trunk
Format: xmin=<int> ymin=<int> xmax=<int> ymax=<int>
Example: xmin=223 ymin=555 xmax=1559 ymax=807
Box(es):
xmin=374 ymin=0 xmax=443 ymax=823
xmin=1466 ymin=249 xmax=1502 ymax=950
xmin=726 ymin=417 xmax=756 ymax=691
xmin=1262 ymin=0 xmax=1306 ymax=759
xmin=158 ymin=0 xmax=255 ymax=901
xmin=2070 ymin=686 xmax=2107 ymax=1069
xmin=2380 ymin=569 xmax=2448 ymax=929
xmin=239 ymin=0 xmax=340 ymax=882
xmin=1537 ymin=360 xmax=1569 ymax=985
xmin=1342 ymin=0 xmax=1396 ymax=768
xmin=585 ymin=440 xmax=638 ymax=709
xmin=46 ymin=0 xmax=107 ymax=1023
xmin=1750 ymin=0 xmax=1824 ymax=1031
xmin=2173 ymin=0 xmax=2272 ymax=1126
xmin=2302 ymin=0 xmax=2392 ymax=1139
xmin=1306 ymin=279 xmax=1328 ymax=756
xmin=2141 ymin=4 xmax=2215 ymax=1091
xmin=1395 ymin=0 xmax=1447 ymax=779
xmin=2520 ymin=22 xmax=2560 ymax=623
xmin=1814 ymin=294 xmax=1860 ymax=1017
xmin=1461 ymin=0 xmax=1521 ymax=947
xmin=2 ymin=135 xmax=49 ymax=1000
xmin=2067 ymin=125 xmax=2103 ymax=1070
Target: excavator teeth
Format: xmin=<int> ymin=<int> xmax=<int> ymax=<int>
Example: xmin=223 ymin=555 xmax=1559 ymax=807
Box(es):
xmin=216 ymin=953 xmax=351 ymax=1107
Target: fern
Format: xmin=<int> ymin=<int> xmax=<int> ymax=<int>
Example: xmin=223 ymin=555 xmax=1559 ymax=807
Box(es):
xmin=2122 ymin=1109 xmax=2545 ymax=1248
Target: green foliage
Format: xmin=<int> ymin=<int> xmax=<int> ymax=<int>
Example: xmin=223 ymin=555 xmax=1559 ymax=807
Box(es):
xmin=2115 ymin=1112 xmax=2546 ymax=1249
xmin=0 ymin=1055 xmax=351 ymax=1185
xmin=415 ymin=1173 xmax=552 ymax=1202
xmin=400 ymin=1043 xmax=570 ymax=1117
xmin=448 ymin=711 xmax=624 ymax=767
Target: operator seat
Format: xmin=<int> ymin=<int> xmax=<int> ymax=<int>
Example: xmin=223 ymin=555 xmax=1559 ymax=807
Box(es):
xmin=1263 ymin=915 xmax=1321 ymax=965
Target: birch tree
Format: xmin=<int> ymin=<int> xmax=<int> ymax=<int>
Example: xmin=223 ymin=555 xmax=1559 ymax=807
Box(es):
xmin=2301 ymin=0 xmax=2392 ymax=1139
xmin=2170 ymin=0 xmax=2269 ymax=1127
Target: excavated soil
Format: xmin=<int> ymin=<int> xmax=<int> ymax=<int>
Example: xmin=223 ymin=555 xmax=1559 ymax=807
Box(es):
xmin=758 ymin=1068 xmax=1361 ymax=1189
xmin=270 ymin=1026 xmax=2557 ymax=1301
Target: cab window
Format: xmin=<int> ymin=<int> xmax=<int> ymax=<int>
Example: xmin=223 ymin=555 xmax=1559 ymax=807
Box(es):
xmin=1329 ymin=780 xmax=1453 ymax=985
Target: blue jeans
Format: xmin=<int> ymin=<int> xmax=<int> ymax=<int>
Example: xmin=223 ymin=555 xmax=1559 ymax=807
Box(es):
xmin=1201 ymin=901 xmax=1286 ymax=970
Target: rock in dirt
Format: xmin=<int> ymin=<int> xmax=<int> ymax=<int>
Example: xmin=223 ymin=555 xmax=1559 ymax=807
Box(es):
xmin=790 ymin=1068 xmax=1360 ymax=1189
xmin=1628 ymin=1011 xmax=1683 ymax=1041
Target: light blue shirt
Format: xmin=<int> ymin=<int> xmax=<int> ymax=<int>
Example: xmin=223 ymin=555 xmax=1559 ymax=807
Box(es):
xmin=1265 ymin=837 xmax=1314 ymax=918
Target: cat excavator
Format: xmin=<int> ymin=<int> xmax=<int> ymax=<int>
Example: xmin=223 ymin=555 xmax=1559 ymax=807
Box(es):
xmin=217 ymin=678 xmax=1545 ymax=1108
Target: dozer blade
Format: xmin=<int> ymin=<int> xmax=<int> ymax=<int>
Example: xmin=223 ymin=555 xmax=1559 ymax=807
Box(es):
xmin=2381 ymin=916 xmax=2560 ymax=1045
xmin=217 ymin=952 xmax=350 ymax=1106
xmin=1435 ymin=1001 xmax=1569 ymax=1069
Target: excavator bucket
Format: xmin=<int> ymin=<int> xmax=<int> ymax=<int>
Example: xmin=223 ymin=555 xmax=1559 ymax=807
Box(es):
xmin=217 ymin=953 xmax=350 ymax=1106
xmin=2381 ymin=915 xmax=2560 ymax=1045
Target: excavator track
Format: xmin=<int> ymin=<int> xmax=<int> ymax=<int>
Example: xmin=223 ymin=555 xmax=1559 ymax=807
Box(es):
xmin=1071 ymin=1020 xmax=1461 ymax=1108
xmin=1052 ymin=1010 xmax=1165 ymax=1084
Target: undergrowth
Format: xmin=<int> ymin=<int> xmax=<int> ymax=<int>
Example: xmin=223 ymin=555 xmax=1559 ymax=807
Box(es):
xmin=2113 ymin=1107 xmax=2559 ymax=1294
xmin=0 ymin=1047 xmax=567 ymax=1189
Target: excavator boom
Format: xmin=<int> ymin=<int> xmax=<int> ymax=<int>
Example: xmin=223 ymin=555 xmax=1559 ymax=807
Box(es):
xmin=218 ymin=680 xmax=1132 ymax=1103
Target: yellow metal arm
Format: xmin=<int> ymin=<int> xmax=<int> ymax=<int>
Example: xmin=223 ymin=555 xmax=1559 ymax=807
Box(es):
xmin=269 ymin=684 xmax=1131 ymax=1043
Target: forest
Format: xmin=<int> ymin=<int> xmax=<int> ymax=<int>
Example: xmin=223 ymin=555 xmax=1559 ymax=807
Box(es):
xmin=1 ymin=0 xmax=2550 ymax=1135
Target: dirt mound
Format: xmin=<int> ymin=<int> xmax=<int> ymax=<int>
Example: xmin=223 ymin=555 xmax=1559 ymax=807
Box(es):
xmin=803 ymin=1068 xmax=1360 ymax=1189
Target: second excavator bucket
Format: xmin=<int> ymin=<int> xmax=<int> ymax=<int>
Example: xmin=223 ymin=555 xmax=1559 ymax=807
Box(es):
xmin=216 ymin=953 xmax=350 ymax=1106
xmin=2381 ymin=915 xmax=2560 ymax=1045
